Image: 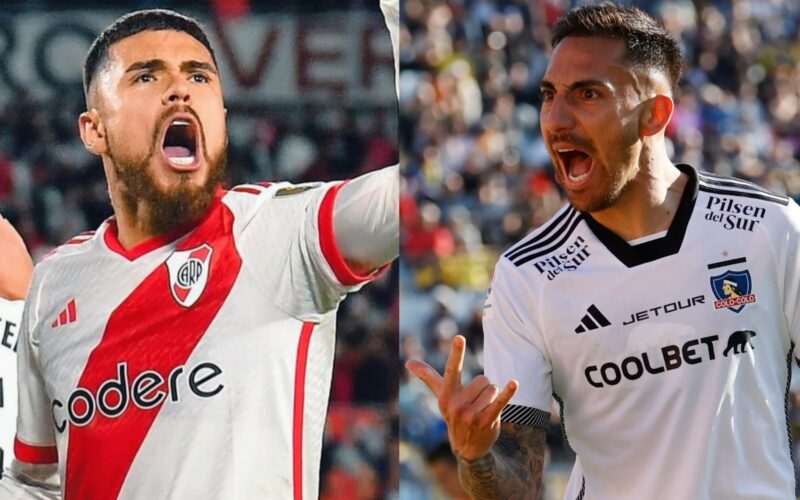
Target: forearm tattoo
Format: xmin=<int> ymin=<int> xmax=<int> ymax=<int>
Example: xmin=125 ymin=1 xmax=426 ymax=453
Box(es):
xmin=457 ymin=422 xmax=546 ymax=499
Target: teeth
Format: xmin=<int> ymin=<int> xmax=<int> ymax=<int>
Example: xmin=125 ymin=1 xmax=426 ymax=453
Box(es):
xmin=568 ymin=171 xmax=589 ymax=182
xmin=169 ymin=156 xmax=195 ymax=166
xmin=172 ymin=120 xmax=190 ymax=126
xmin=557 ymin=148 xmax=575 ymax=153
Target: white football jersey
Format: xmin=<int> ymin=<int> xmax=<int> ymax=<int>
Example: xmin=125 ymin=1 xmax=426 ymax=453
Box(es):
xmin=0 ymin=298 xmax=24 ymax=476
xmin=484 ymin=164 xmax=800 ymax=499
xmin=11 ymin=181 xmax=380 ymax=499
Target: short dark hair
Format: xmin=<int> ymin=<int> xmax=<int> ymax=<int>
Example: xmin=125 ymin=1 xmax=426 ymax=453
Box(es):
xmin=83 ymin=9 xmax=218 ymax=100
xmin=551 ymin=3 xmax=683 ymax=91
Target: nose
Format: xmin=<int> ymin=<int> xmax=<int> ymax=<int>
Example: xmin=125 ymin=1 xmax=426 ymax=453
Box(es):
xmin=540 ymin=93 xmax=575 ymax=136
xmin=162 ymin=75 xmax=191 ymax=106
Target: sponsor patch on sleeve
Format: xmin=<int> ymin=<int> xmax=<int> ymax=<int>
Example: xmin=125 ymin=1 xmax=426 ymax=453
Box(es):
xmin=274 ymin=184 xmax=322 ymax=197
xmin=483 ymin=285 xmax=494 ymax=319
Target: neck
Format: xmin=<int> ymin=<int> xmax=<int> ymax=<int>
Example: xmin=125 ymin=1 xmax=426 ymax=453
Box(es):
xmin=114 ymin=207 xmax=154 ymax=250
xmin=589 ymin=146 xmax=686 ymax=241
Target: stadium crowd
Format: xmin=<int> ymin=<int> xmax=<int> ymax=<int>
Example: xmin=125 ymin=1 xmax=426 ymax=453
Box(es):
xmin=398 ymin=0 xmax=800 ymax=498
xmin=0 ymin=31 xmax=398 ymax=500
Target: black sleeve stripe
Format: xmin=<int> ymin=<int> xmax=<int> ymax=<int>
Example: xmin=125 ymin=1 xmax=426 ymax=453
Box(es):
xmin=698 ymin=171 xmax=786 ymax=198
xmin=698 ymin=174 xmax=789 ymax=203
xmin=698 ymin=184 xmax=789 ymax=206
xmin=504 ymin=206 xmax=576 ymax=259
xmin=512 ymin=212 xmax=584 ymax=267
xmin=575 ymin=476 xmax=586 ymax=500
xmin=500 ymin=404 xmax=550 ymax=429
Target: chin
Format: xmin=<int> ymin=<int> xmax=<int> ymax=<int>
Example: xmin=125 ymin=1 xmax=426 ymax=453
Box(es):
xmin=566 ymin=188 xmax=615 ymax=213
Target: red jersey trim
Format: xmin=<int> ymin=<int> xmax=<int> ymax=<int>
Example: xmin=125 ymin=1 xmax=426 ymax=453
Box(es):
xmin=231 ymin=186 xmax=262 ymax=195
xmin=103 ymin=193 xmax=225 ymax=261
xmin=318 ymin=182 xmax=378 ymax=286
xmin=293 ymin=322 xmax=316 ymax=500
xmin=230 ymin=182 xmax=272 ymax=195
xmin=14 ymin=437 xmax=58 ymax=464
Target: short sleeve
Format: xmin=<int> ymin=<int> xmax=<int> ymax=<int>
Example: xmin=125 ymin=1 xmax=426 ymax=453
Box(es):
xmin=235 ymin=181 xmax=380 ymax=320
xmin=483 ymin=258 xmax=552 ymax=429
xmin=14 ymin=295 xmax=58 ymax=466
xmin=782 ymin=201 xmax=800 ymax=353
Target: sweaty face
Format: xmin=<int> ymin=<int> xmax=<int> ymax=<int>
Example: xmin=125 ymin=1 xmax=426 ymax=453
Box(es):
xmin=93 ymin=30 xmax=227 ymax=234
xmin=540 ymin=37 xmax=644 ymax=212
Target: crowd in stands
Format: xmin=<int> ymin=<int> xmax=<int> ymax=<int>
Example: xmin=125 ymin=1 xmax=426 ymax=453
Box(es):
xmin=398 ymin=0 xmax=800 ymax=498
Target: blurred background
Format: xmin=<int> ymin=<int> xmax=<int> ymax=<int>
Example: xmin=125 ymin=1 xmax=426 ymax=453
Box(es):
xmin=0 ymin=1 xmax=398 ymax=499
xmin=398 ymin=0 xmax=800 ymax=498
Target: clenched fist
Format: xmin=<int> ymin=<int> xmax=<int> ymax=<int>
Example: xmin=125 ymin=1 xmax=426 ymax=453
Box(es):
xmin=406 ymin=335 xmax=518 ymax=461
xmin=0 ymin=215 xmax=33 ymax=300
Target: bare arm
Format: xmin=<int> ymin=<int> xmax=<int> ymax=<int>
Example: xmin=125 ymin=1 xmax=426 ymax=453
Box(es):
xmin=0 ymin=216 xmax=33 ymax=300
xmin=458 ymin=422 xmax=546 ymax=499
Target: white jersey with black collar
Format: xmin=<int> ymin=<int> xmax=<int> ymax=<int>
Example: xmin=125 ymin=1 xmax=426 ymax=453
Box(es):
xmin=484 ymin=164 xmax=799 ymax=499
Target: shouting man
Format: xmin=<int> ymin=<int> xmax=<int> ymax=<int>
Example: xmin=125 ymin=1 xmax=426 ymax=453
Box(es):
xmin=2 ymin=5 xmax=398 ymax=500
xmin=409 ymin=3 xmax=800 ymax=499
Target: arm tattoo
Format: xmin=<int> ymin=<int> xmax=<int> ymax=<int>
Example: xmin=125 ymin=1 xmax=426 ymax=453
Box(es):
xmin=457 ymin=422 xmax=546 ymax=499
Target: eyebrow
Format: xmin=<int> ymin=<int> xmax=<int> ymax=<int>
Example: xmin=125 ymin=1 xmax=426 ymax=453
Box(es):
xmin=540 ymin=79 xmax=612 ymax=92
xmin=181 ymin=60 xmax=218 ymax=75
xmin=124 ymin=59 xmax=218 ymax=75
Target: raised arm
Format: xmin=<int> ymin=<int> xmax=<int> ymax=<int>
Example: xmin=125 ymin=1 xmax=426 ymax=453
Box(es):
xmin=333 ymin=165 xmax=399 ymax=274
xmin=407 ymin=335 xmax=546 ymax=500
xmin=329 ymin=0 xmax=400 ymax=274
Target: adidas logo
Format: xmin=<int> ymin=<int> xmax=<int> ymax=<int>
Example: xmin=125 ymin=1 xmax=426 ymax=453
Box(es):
xmin=51 ymin=299 xmax=77 ymax=328
xmin=574 ymin=305 xmax=610 ymax=333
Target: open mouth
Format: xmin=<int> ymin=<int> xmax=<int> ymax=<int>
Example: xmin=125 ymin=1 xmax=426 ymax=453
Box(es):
xmin=162 ymin=117 xmax=200 ymax=170
xmin=556 ymin=148 xmax=594 ymax=184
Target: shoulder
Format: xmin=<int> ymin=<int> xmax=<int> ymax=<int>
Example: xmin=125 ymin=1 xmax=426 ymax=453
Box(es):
xmin=40 ymin=229 xmax=98 ymax=264
xmin=695 ymin=169 xmax=799 ymax=230
xmin=221 ymin=181 xmax=331 ymax=214
xmin=696 ymin=170 xmax=790 ymax=207
xmin=500 ymin=203 xmax=584 ymax=269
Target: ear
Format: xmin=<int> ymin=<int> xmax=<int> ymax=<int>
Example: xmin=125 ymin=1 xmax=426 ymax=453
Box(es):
xmin=78 ymin=109 xmax=108 ymax=156
xmin=640 ymin=94 xmax=674 ymax=138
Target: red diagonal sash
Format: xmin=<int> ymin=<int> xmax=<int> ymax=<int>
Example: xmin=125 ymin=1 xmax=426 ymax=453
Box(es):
xmin=65 ymin=200 xmax=241 ymax=500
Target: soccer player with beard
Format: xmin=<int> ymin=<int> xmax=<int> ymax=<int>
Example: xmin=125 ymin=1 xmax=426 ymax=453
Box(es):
xmin=408 ymin=4 xmax=800 ymax=500
xmin=0 ymin=217 xmax=33 ymax=479
xmin=1 ymin=5 xmax=398 ymax=500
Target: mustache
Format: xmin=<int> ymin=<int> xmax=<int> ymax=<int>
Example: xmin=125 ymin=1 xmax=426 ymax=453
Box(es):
xmin=547 ymin=134 xmax=595 ymax=154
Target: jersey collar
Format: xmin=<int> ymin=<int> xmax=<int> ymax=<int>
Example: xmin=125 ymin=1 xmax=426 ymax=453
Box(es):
xmin=581 ymin=163 xmax=698 ymax=268
xmin=103 ymin=190 xmax=225 ymax=261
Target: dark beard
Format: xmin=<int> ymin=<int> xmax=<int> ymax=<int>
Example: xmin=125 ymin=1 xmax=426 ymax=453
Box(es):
xmin=555 ymin=160 xmax=628 ymax=213
xmin=114 ymin=151 xmax=226 ymax=236
xmin=108 ymin=110 xmax=227 ymax=236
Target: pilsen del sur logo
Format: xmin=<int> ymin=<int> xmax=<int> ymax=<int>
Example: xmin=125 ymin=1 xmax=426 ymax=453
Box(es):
xmin=166 ymin=244 xmax=214 ymax=308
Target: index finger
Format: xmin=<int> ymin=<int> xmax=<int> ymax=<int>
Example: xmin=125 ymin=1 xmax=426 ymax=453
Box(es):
xmin=405 ymin=359 xmax=444 ymax=396
xmin=442 ymin=335 xmax=466 ymax=395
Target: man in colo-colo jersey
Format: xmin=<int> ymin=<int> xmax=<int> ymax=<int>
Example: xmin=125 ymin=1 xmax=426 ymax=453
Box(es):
xmin=409 ymin=4 xmax=800 ymax=499
xmin=1 ymin=3 xmax=399 ymax=499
